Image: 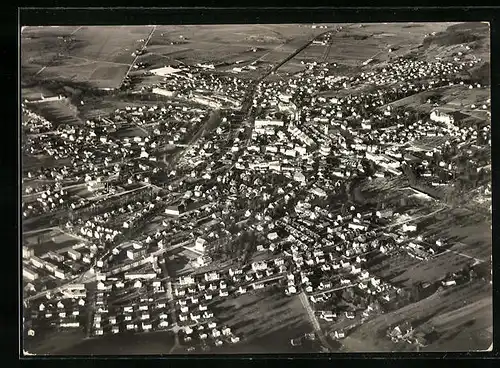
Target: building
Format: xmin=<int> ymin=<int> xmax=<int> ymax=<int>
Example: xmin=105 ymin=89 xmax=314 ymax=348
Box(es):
xmin=193 ymin=237 xmax=207 ymax=253
xmin=294 ymin=171 xmax=306 ymax=184
xmin=22 ymin=246 xmax=34 ymax=259
xmin=23 ymin=266 xmax=39 ymax=281
xmin=67 ymin=248 xmax=82 ymax=261
xmin=255 ymin=119 xmax=284 ymax=129
xmin=124 ymin=270 xmax=157 ymax=280
xmin=430 ymin=110 xmax=454 ymax=125
xmin=251 ymin=261 xmax=267 ymax=272
xmin=127 ymin=248 xmax=146 ymax=260
xmin=165 ymin=205 xmax=182 ymax=216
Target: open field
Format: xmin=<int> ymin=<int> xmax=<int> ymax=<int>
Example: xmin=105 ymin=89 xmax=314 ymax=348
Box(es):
xmin=22 ymin=26 xmax=154 ymax=89
xmin=24 ymin=329 xmax=87 ymax=355
xmin=26 ymin=99 xmax=83 ymax=127
xmin=418 ymin=207 xmax=491 ymax=260
xmin=22 ymin=154 xmax=71 ymax=172
xmin=144 ymin=24 xmax=326 ymax=69
xmin=295 ymin=22 xmax=457 ymax=68
xmin=421 ymin=296 xmax=492 ymax=352
xmin=209 ymin=287 xmax=318 ymax=353
xmin=383 ymin=85 xmax=490 ymax=120
xmin=54 ymin=330 xmax=176 ymax=355
xmin=342 ymin=279 xmax=491 ymax=352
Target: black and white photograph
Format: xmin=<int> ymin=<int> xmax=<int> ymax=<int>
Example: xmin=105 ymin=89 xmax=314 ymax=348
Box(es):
xmin=20 ymin=18 xmax=492 ymax=355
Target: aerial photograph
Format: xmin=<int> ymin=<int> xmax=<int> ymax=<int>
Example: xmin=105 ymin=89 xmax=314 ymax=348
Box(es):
xmin=20 ymin=22 xmax=491 ymax=355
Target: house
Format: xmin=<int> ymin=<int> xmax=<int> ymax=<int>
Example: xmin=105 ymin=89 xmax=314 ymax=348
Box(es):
xmin=370 ymin=277 xmax=381 ymax=287
xmin=274 ymin=258 xmax=284 ymax=266
xmin=178 ymin=275 xmax=195 ymax=286
xmin=219 ymin=290 xmax=229 ymax=297
xmin=345 ymin=311 xmax=355 ymax=319
xmin=204 ymin=271 xmax=220 ymax=282
xmin=402 ymin=224 xmax=417 ymax=233
xmin=267 ymin=232 xmax=279 ymax=241
xmin=193 ymin=237 xmax=207 ymax=253
xmin=230 ymin=336 xmax=240 ymax=343
xmin=208 ymin=322 xmax=217 ymax=329
xmin=333 ymin=330 xmax=345 ymax=339
xmin=251 ymin=261 xmax=268 ymax=272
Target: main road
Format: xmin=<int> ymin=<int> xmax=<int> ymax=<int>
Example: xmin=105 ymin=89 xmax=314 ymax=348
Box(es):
xmin=298 ymin=291 xmax=336 ymax=352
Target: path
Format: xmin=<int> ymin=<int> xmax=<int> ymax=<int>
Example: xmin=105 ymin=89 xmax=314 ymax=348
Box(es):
xmin=121 ymin=25 xmax=156 ymax=86
xmin=298 ymin=291 xmax=334 ymax=351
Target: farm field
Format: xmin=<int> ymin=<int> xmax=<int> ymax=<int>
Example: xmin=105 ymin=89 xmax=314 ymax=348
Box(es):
xmin=26 ymin=99 xmax=83 ymax=127
xmin=24 ymin=328 xmax=87 ymax=355
xmin=341 ymin=279 xmax=491 ymax=352
xmin=21 ymin=26 xmax=154 ymax=89
xmin=55 ymin=330 xmax=176 ymax=355
xmin=383 ymin=85 xmax=490 ymax=119
xmin=209 ymin=287 xmax=318 ymax=353
xmin=144 ymin=24 xmax=325 ymax=69
xmin=417 ymin=207 xmax=492 ymax=261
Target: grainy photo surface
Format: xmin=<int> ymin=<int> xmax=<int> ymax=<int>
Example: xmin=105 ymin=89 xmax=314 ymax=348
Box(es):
xmin=20 ymin=22 xmax=492 ymax=355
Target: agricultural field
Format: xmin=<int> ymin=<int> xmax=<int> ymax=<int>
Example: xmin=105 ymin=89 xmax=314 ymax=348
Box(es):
xmin=21 ymin=26 xmax=154 ymax=89
xmin=26 ymin=99 xmax=83 ymax=127
xmin=24 ymin=328 xmax=87 ymax=355
xmin=209 ymin=287 xmax=318 ymax=353
xmin=341 ymin=279 xmax=491 ymax=352
xmin=55 ymin=330 xmax=176 ymax=355
xmin=383 ymin=85 xmax=491 ymax=119
xmin=144 ymin=24 xmax=326 ymax=70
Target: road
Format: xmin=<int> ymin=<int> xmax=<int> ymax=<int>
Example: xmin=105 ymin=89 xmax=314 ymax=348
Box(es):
xmin=121 ymin=25 xmax=157 ymax=86
xmin=433 ymin=247 xmax=488 ymax=265
xmin=298 ymin=291 xmax=334 ymax=351
xmin=23 ymin=226 xmax=60 ymax=235
xmin=159 ymin=259 xmax=181 ymax=353
xmin=163 ymin=109 xmax=221 ymax=167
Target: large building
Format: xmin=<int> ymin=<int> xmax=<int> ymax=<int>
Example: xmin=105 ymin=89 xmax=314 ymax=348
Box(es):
xmin=255 ymin=119 xmax=284 ymax=129
xmin=430 ymin=110 xmax=454 ymax=125
xmin=23 ymin=265 xmax=39 ymax=281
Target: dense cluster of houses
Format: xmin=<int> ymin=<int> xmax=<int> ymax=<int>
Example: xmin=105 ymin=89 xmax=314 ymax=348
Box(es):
xmin=22 ymin=106 xmax=53 ymax=134
xmin=23 ymin=35 xmax=489 ymax=350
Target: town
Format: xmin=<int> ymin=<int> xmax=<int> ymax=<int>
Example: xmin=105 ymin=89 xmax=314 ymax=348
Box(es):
xmin=21 ymin=22 xmax=491 ymax=354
